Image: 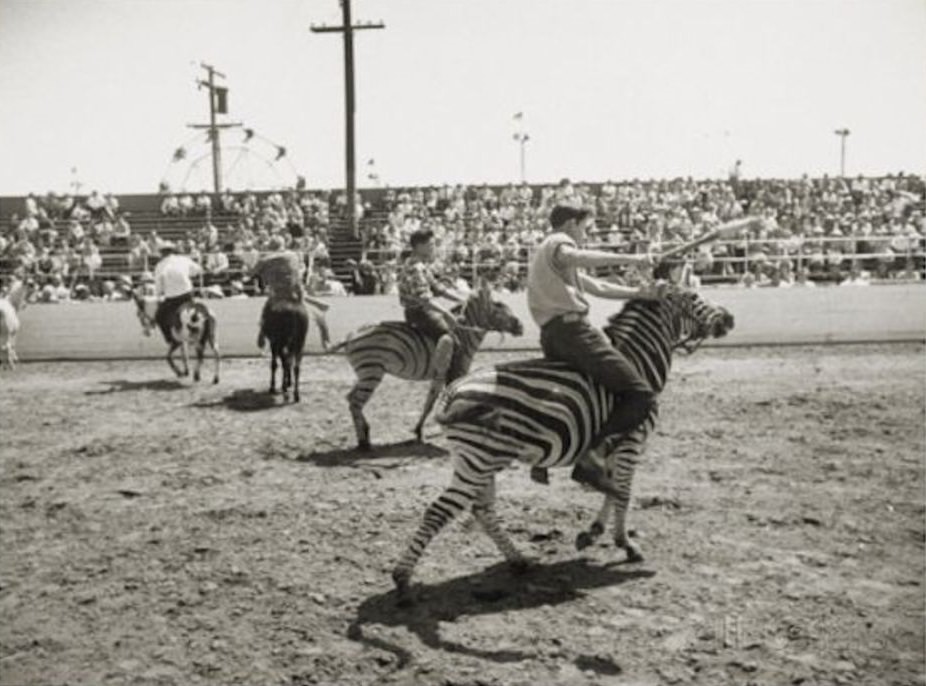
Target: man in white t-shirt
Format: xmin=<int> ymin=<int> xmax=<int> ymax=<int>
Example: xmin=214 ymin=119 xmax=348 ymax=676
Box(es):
xmin=526 ymin=205 xmax=662 ymax=494
xmin=152 ymin=243 xmax=201 ymax=342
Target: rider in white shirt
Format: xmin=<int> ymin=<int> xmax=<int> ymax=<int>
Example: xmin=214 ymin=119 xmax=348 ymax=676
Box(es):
xmin=152 ymin=243 xmax=201 ymax=342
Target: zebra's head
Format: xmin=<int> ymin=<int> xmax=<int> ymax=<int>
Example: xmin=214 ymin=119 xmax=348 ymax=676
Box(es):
xmin=605 ymin=286 xmax=734 ymax=355
xmin=458 ymin=281 xmax=524 ymax=337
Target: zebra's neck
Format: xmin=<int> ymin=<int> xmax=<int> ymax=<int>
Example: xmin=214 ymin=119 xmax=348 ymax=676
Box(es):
xmin=455 ymin=301 xmax=487 ymax=365
xmin=607 ymin=301 xmax=677 ymax=392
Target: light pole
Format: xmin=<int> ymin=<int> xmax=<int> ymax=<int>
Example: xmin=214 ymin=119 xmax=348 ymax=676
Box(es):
xmin=513 ymin=131 xmax=529 ymax=183
xmin=834 ymin=128 xmax=850 ymax=177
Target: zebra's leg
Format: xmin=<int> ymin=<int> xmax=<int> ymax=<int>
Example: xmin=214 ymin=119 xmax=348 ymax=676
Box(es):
xmin=576 ymin=497 xmax=614 ymax=551
xmin=413 ymin=377 xmax=445 ymax=442
xmin=347 ymin=366 xmax=384 ymax=450
xmin=412 ymin=334 xmax=455 ymax=442
xmin=609 ymin=450 xmax=644 ymax=563
xmin=392 ymin=459 xmax=493 ymax=605
xmin=471 ymin=474 xmax=530 ymax=572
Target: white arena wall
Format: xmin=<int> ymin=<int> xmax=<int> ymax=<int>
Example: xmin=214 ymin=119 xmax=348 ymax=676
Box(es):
xmin=13 ymin=284 xmax=926 ymax=361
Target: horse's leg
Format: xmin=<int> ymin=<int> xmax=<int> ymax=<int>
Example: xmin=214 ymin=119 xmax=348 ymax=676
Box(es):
xmin=293 ymin=350 xmax=302 ymax=403
xmin=193 ymin=336 xmax=205 ymax=383
xmin=392 ymin=453 xmax=497 ymax=605
xmin=347 ymin=366 xmax=384 ymax=450
xmin=209 ymin=319 xmax=220 ymax=384
xmin=413 ymin=377 xmax=445 ymax=443
xmin=166 ymin=342 xmax=184 ymax=377
xmin=282 ymin=351 xmax=292 ymax=399
xmin=179 ymin=339 xmax=190 ymax=377
xmin=269 ymin=346 xmax=279 ymax=394
xmin=471 ymin=473 xmax=529 ymax=572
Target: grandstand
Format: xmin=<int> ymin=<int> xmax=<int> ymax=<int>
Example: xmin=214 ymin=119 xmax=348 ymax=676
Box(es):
xmin=1 ymin=173 xmax=924 ymax=302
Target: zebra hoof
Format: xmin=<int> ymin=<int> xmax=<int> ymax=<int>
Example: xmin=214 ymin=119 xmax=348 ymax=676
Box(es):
xmin=622 ymin=543 xmax=644 ymax=563
xmin=357 ymin=439 xmax=372 ymax=452
xmin=392 ymin=571 xmax=414 ymax=606
xmin=576 ymin=531 xmax=595 ymax=551
xmin=212 ymin=376 xmax=219 ymax=385
xmin=193 ymin=372 xmax=201 ymax=382
xmin=293 ymin=392 xmax=300 ymax=403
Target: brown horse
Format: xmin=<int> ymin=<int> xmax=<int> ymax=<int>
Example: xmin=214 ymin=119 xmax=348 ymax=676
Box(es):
xmin=132 ymin=290 xmax=220 ymax=383
xmin=261 ymin=299 xmax=310 ymax=402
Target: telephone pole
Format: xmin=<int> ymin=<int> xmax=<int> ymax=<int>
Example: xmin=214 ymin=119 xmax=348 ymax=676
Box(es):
xmin=188 ymin=63 xmax=241 ymax=193
xmin=311 ymin=0 xmax=384 ymax=237
xmin=834 ymin=128 xmax=850 ymax=177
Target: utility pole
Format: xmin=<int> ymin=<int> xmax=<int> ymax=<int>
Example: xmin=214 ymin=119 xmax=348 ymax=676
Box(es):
xmin=514 ymin=131 xmax=530 ymax=183
xmin=311 ymin=0 xmax=384 ymax=238
xmin=188 ymin=63 xmax=241 ymax=193
xmin=834 ymin=128 xmax=850 ymax=177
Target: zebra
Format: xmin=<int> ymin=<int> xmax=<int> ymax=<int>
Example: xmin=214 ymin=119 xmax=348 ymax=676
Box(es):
xmin=391 ymin=287 xmax=734 ymax=603
xmin=331 ymin=282 xmax=525 ymax=449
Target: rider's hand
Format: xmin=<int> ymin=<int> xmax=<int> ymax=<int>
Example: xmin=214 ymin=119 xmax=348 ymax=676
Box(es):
xmin=637 ymin=280 xmax=670 ymax=300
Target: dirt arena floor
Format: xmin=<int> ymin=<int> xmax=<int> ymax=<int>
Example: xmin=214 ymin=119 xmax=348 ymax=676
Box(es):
xmin=1 ymin=343 xmax=923 ymax=686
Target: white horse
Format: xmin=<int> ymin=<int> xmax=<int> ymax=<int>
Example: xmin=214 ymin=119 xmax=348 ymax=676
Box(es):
xmin=0 ymin=277 xmax=34 ymax=370
xmin=132 ymin=290 xmax=221 ymax=383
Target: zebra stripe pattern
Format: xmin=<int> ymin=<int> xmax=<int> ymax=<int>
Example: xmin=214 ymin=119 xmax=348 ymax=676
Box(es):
xmin=392 ymin=289 xmax=734 ymax=602
xmin=340 ymin=283 xmax=524 ymax=449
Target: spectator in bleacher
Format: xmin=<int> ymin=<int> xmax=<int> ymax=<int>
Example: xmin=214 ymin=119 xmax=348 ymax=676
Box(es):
xmin=195 ymin=192 xmax=212 ymax=215
xmin=178 ymin=193 xmax=195 ymax=216
xmin=204 ymin=243 xmax=229 ymax=280
xmin=111 ymin=213 xmax=132 ymax=246
xmin=91 ymin=216 xmax=114 ymax=247
xmin=104 ymin=193 xmax=119 ymax=218
xmin=79 ymin=238 xmax=102 ymax=282
xmin=198 ymin=220 xmax=219 ymax=249
xmin=236 ymin=240 xmax=260 ymax=273
xmin=85 ymin=191 xmax=107 ymax=221
xmin=126 ymin=234 xmax=150 ymax=274
xmin=160 ymin=193 xmax=181 ymax=216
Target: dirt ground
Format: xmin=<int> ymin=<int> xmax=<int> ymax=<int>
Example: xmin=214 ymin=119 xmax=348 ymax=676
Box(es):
xmin=1 ymin=343 xmax=923 ymax=686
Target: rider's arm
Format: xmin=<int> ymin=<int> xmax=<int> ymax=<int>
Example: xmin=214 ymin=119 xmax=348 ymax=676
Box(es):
xmin=556 ymin=244 xmax=652 ymax=271
xmin=578 ymin=273 xmax=663 ymax=300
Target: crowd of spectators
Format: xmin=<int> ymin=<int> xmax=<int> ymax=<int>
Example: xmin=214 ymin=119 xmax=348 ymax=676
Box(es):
xmin=2 ymin=174 xmax=923 ymax=303
xmin=357 ymin=174 xmax=925 ymax=293
xmin=0 ymin=188 xmax=338 ymax=303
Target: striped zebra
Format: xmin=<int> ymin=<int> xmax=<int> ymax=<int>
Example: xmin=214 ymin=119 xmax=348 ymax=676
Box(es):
xmin=333 ymin=282 xmax=524 ymax=449
xmin=391 ymin=287 xmax=734 ymax=603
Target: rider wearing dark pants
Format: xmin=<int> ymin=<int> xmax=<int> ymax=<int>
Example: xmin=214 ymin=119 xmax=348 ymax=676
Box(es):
xmin=153 ymin=243 xmax=201 ymax=343
xmin=398 ymin=229 xmax=465 ymax=383
xmin=527 ymin=205 xmax=665 ymax=496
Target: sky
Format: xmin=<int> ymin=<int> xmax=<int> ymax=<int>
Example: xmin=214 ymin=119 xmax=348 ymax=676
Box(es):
xmin=0 ymin=0 xmax=924 ymax=195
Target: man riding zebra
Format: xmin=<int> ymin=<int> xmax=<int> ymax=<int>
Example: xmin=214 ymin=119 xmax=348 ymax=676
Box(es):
xmin=526 ymin=205 xmax=663 ymax=496
xmin=398 ymin=228 xmax=468 ymax=385
xmin=334 ymin=228 xmax=524 ymax=448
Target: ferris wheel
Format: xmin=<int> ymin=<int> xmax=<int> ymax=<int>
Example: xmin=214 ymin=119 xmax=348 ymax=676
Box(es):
xmin=159 ymin=127 xmax=303 ymax=193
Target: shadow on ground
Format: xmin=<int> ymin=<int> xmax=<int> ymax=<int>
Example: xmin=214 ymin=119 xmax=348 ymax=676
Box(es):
xmin=294 ymin=439 xmax=449 ymax=468
xmin=347 ymin=557 xmax=654 ymax=672
xmin=190 ymin=388 xmax=292 ymax=412
xmin=84 ymin=378 xmax=187 ymax=395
